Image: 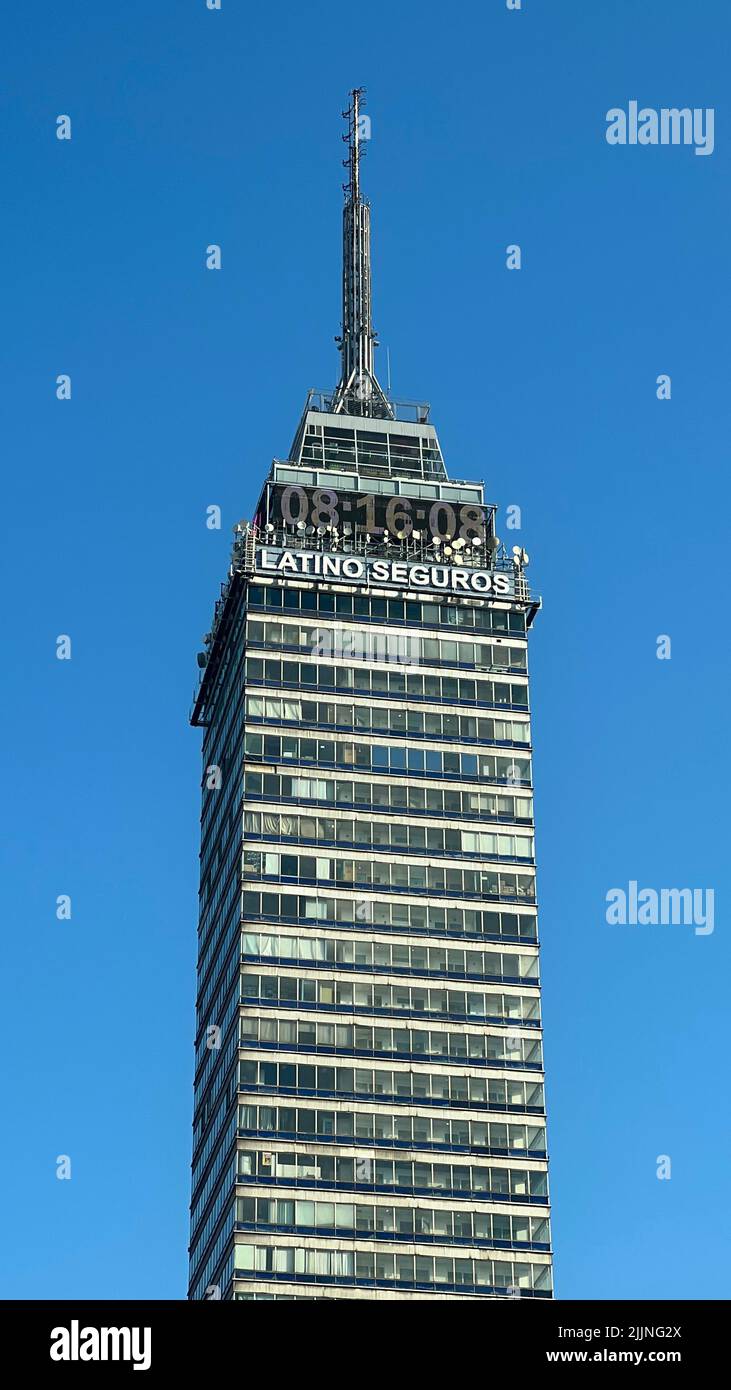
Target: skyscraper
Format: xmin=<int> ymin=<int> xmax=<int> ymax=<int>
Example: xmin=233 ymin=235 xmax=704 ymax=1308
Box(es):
xmin=188 ymin=90 xmax=552 ymax=1302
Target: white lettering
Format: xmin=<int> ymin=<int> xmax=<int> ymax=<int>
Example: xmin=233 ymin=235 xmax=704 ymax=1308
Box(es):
xmin=255 ymin=550 xmax=515 ymax=600
xmin=606 ymin=101 xmax=715 ymax=156
xmin=49 ymin=1322 xmax=151 ymax=1371
xmin=408 ymin=565 xmax=429 ymax=586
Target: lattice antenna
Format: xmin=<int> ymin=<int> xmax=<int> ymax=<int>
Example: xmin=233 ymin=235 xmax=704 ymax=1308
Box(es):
xmin=331 ymin=88 xmax=393 ymax=419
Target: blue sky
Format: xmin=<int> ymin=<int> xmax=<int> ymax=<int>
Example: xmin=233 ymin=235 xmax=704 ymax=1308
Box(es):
xmin=1 ymin=0 xmax=729 ymax=1299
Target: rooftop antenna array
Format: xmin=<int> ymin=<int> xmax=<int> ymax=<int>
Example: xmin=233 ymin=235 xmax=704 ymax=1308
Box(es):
xmin=331 ymin=88 xmax=394 ymax=420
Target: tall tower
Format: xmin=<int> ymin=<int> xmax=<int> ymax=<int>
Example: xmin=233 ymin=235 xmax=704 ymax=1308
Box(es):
xmin=188 ymin=91 xmax=552 ymax=1301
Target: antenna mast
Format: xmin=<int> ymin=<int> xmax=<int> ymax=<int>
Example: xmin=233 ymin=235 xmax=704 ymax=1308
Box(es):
xmin=331 ymin=88 xmax=393 ymax=419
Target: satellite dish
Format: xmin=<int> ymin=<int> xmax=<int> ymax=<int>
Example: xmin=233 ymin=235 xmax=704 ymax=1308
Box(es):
xmin=296 ymin=521 xmax=306 ymax=532
xmin=343 ymin=524 xmax=352 ymax=536
xmin=265 ymin=523 xmax=275 ymax=533
xmin=453 ymin=538 xmax=465 ymax=550
xmin=305 ymin=525 xmax=315 ymax=536
xmin=432 ymin=537 xmax=442 ymax=548
xmin=471 ymin=537 xmax=482 ymax=548
xmin=486 ymin=535 xmax=500 ymax=552
xmin=412 ymin=530 xmax=421 ymax=541
xmin=443 ymin=545 xmax=453 ymax=557
xmin=317 ymin=526 xmax=326 ymax=536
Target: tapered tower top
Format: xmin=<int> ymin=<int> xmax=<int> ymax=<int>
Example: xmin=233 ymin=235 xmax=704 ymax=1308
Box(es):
xmin=287 ymin=89 xmax=445 ymax=476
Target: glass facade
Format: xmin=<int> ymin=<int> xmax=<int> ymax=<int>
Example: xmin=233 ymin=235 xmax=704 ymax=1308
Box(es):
xmin=188 ymin=431 xmax=551 ymax=1300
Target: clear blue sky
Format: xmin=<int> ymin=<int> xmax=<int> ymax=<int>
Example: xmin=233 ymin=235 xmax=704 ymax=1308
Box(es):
xmin=1 ymin=0 xmax=729 ymax=1300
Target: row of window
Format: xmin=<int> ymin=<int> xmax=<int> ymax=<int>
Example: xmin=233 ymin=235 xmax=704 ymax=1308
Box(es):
xmin=241 ymin=932 xmax=539 ymax=984
xmin=297 ymin=423 xmax=443 ymax=474
xmin=246 ymin=695 xmax=530 ymax=746
xmin=191 ymin=1178 xmax=234 ymax=1281
xmin=236 ymin=1197 xmax=549 ymax=1249
xmin=233 ymin=1293 xmax=323 ymax=1301
xmin=242 ymin=974 xmax=539 ymax=1026
xmin=248 ymin=585 xmax=527 ymax=634
xmin=246 ymin=657 xmax=529 ymax=710
xmin=191 ymin=1222 xmax=232 ymax=1303
xmin=244 ymin=772 xmax=533 ymax=824
xmin=239 ymin=1015 xmax=544 ymax=1069
xmin=243 ymin=812 xmax=534 ymax=864
xmin=243 ymin=850 xmax=536 ymax=904
xmin=239 ymin=1103 xmax=546 ymax=1156
xmin=198 ymin=844 xmax=240 ymax=949
xmin=233 ymin=1242 xmax=552 ymax=1295
xmin=243 ymin=891 xmax=538 ymax=944
xmin=200 ymin=608 xmax=247 ymax=766
xmin=247 ymin=620 xmax=527 ymax=673
xmin=244 ymin=732 xmax=532 ymax=786
xmin=238 ymin=1149 xmax=549 ymax=1201
xmin=201 ymin=775 xmax=241 ymax=886
xmin=197 ymin=878 xmax=242 ymax=996
xmin=199 ymin=827 xmax=241 ymax=918
xmin=201 ymin=668 xmax=246 ymax=813
xmin=192 ymin=1108 xmax=236 ymax=1206
xmin=238 ymin=1059 xmax=544 ymax=1113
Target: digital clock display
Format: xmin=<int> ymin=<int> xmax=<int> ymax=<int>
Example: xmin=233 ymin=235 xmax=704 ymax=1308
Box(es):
xmin=265 ymin=483 xmax=488 ymax=543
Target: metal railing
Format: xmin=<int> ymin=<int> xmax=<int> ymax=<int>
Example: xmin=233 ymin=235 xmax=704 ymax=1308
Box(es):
xmin=303 ymin=388 xmax=432 ymax=424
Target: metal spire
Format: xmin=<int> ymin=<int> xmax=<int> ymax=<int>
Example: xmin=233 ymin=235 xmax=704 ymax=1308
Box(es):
xmin=331 ymin=88 xmax=393 ymax=419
